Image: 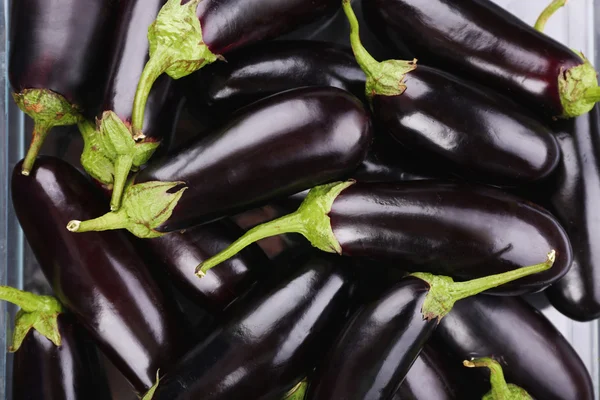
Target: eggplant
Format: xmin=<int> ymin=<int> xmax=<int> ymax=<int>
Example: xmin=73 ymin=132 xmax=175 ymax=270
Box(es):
xmin=362 ymin=0 xmax=600 ymax=119
xmin=197 ymin=180 xmax=572 ymax=296
xmin=68 ymin=87 xmax=372 ymax=237
xmin=141 ymin=220 xmax=270 ymax=313
xmin=79 ymin=0 xmax=184 ymax=211
xmin=11 ymin=156 xmax=188 ymax=393
xmin=543 ymin=106 xmax=600 ymax=321
xmin=342 ymin=1 xmax=559 ymax=186
xmin=179 ymin=40 xmax=366 ymax=121
xmin=434 ymin=295 xmax=594 ymax=400
xmin=0 ymin=287 xmax=110 ymax=400
xmin=131 ymin=0 xmax=339 ymax=134
xmin=462 ymin=358 xmax=532 ymax=400
xmin=306 ymin=258 xmax=555 ymax=400
xmin=142 ymin=255 xmax=354 ymax=400
xmin=9 ymin=0 xmax=117 ymax=175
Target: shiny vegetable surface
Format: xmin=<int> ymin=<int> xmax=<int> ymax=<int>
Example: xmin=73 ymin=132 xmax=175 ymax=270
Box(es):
xmin=12 ymin=156 xmax=188 ymax=392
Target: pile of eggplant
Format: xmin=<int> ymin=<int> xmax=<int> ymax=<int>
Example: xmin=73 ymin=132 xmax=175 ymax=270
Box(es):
xmin=5 ymin=0 xmax=600 ymax=398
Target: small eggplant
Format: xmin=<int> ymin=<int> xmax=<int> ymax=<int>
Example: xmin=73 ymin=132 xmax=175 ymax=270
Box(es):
xmin=131 ymin=0 xmax=339 ymax=134
xmin=9 ymin=0 xmax=117 ymax=175
xmin=197 ymin=180 xmax=572 ymax=296
xmin=306 ymin=257 xmax=555 ymax=400
xmin=362 ymin=0 xmax=600 ymax=119
xmin=545 ymin=106 xmax=600 ymax=321
xmin=342 ymin=1 xmax=560 ymax=186
xmin=0 ymin=287 xmax=110 ymax=400
xmin=142 ymin=255 xmax=354 ymax=400
xmin=68 ymin=87 xmax=372 ymax=237
xmin=141 ymin=220 xmax=270 ymax=313
xmin=462 ymin=358 xmax=532 ymax=400
xmin=11 ymin=156 xmax=188 ymax=393
xmin=434 ymin=294 xmax=594 ymax=400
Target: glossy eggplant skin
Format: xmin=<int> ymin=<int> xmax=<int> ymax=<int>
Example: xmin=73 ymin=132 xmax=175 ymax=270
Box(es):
xmin=307 ymin=277 xmax=436 ymax=400
xmin=545 ymin=107 xmax=600 ymax=321
xmin=329 ymin=182 xmax=572 ymax=295
xmin=150 ymin=255 xmax=354 ymax=400
xmin=180 ymin=40 xmax=366 ymax=120
xmin=9 ymin=0 xmax=116 ymax=116
xmin=363 ymin=0 xmax=583 ymax=118
xmin=102 ymin=0 xmax=181 ymax=146
xmin=142 ymin=220 xmax=270 ymax=313
xmin=12 ymin=313 xmax=111 ymax=400
xmin=137 ymin=87 xmax=373 ymax=232
xmin=11 ymin=157 xmax=187 ymax=393
xmin=434 ymin=295 xmax=594 ymax=400
xmin=373 ymin=66 xmax=560 ymax=185
xmin=195 ymin=0 xmax=339 ymax=56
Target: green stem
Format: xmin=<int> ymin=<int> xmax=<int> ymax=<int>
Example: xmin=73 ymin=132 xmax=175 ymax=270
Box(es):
xmin=342 ymin=0 xmax=379 ymax=74
xmin=196 ymin=181 xmax=354 ymax=277
xmin=0 ymin=286 xmax=62 ymax=313
xmin=584 ymin=86 xmax=600 ymax=102
xmin=67 ymin=210 xmax=127 ymax=233
xmin=132 ymin=51 xmax=171 ymax=134
xmin=413 ymin=250 xmax=556 ymax=321
xmin=534 ymin=0 xmax=567 ymax=32
xmin=110 ymin=154 xmax=134 ymax=211
xmin=464 ymin=358 xmax=512 ymax=398
xmin=283 ymin=380 xmax=308 ymax=400
xmin=21 ymin=120 xmax=53 ymax=176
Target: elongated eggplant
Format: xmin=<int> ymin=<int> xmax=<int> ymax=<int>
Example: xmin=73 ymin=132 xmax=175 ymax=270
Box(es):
xmin=462 ymin=358 xmax=532 ymax=400
xmin=180 ymin=40 xmax=366 ymax=121
xmin=197 ymin=180 xmax=572 ymax=296
xmin=306 ymin=257 xmax=555 ymax=400
xmin=9 ymin=0 xmax=117 ymax=175
xmin=0 ymin=287 xmax=110 ymax=400
xmin=342 ymin=1 xmax=559 ymax=186
xmin=434 ymin=295 xmax=594 ymax=400
xmin=362 ymin=0 xmax=600 ymax=119
xmin=11 ymin=156 xmax=188 ymax=393
xmin=131 ymin=0 xmax=339 ymax=134
xmin=545 ymin=106 xmax=600 ymax=321
xmin=142 ymin=255 xmax=354 ymax=400
xmin=68 ymin=87 xmax=372 ymax=237
xmin=141 ymin=220 xmax=270 ymax=313
xmin=79 ymin=0 xmax=183 ymax=211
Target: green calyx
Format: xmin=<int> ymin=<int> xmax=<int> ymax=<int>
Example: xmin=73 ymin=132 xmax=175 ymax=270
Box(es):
xmin=342 ymin=0 xmax=417 ymax=100
xmin=282 ymin=380 xmax=308 ymax=400
xmin=132 ymin=0 xmax=221 ymax=133
xmin=534 ymin=0 xmax=567 ymax=32
xmin=141 ymin=370 xmax=161 ymax=400
xmin=13 ymin=89 xmax=82 ymax=176
xmin=79 ymin=120 xmax=115 ymax=187
xmin=195 ymin=180 xmax=355 ymax=277
xmin=0 ymin=286 xmax=63 ymax=352
xmin=463 ymin=358 xmax=532 ymax=400
xmin=558 ymin=53 xmax=600 ymax=118
xmin=66 ymin=180 xmax=187 ymax=238
xmin=413 ymin=250 xmax=556 ymax=321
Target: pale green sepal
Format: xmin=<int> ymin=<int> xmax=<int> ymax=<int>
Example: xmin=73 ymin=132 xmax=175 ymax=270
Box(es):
xmin=283 ymin=380 xmax=308 ymax=400
xmin=558 ymin=52 xmax=599 ymax=118
xmin=79 ymin=120 xmax=115 ymax=186
xmin=133 ymin=141 xmax=161 ymax=166
xmin=364 ymin=59 xmax=417 ymax=99
xmin=148 ymin=0 xmax=220 ymax=79
xmin=411 ymin=273 xmax=458 ymax=322
xmin=141 ymin=370 xmax=161 ymax=400
xmin=12 ymin=88 xmax=81 ymax=126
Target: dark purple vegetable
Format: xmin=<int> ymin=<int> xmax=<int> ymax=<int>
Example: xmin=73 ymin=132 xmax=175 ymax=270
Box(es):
xmin=141 ymin=220 xmax=270 ymax=313
xmin=0 ymin=288 xmax=111 ymax=400
xmin=142 ymin=255 xmax=355 ymax=400
xmin=362 ymin=0 xmax=600 ymax=119
xmin=179 ymin=40 xmax=366 ymax=121
xmin=434 ymin=295 xmax=594 ymax=400
xmin=9 ymin=0 xmax=117 ymax=175
xmin=306 ymin=258 xmax=555 ymax=400
xmin=462 ymin=358 xmax=532 ymax=400
xmin=68 ymin=87 xmax=372 ymax=237
xmin=131 ymin=0 xmax=340 ymax=134
xmin=196 ymin=180 xmax=572 ymax=296
xmin=545 ymin=106 xmax=600 ymax=321
xmin=79 ymin=0 xmax=184 ymax=211
xmin=11 ymin=156 xmax=188 ymax=393
xmin=343 ymin=1 xmax=560 ymax=186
